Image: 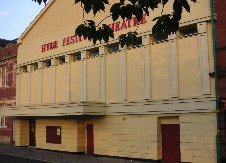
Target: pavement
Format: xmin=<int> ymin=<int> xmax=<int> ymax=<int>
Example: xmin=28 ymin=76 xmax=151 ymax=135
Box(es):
xmin=0 ymin=143 xmax=156 ymax=163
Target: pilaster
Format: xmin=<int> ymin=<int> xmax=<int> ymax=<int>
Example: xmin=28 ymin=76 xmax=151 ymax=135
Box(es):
xmin=120 ymin=45 xmax=127 ymax=101
xmin=81 ymin=50 xmax=87 ymax=102
xmin=27 ymin=65 xmax=31 ymax=105
xmin=38 ymin=62 xmax=44 ymax=104
xmin=16 ymin=67 xmax=20 ymax=106
xmin=65 ymin=55 xmax=71 ymax=103
xmin=169 ymin=33 xmax=179 ymax=98
xmin=100 ymin=46 xmax=106 ymax=102
xmin=197 ymin=22 xmax=210 ymax=95
xmin=51 ymin=58 xmax=56 ymax=103
xmin=142 ymin=35 xmax=151 ymax=100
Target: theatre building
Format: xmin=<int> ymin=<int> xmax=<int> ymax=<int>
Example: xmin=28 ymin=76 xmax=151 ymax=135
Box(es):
xmin=0 ymin=0 xmax=219 ymax=162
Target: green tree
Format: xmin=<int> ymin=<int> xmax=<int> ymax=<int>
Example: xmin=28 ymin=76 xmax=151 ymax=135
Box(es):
xmin=33 ymin=0 xmax=196 ymax=47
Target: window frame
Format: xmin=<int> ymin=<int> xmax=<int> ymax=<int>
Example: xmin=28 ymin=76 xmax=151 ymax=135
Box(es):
xmin=132 ymin=37 xmax=143 ymax=48
xmin=73 ymin=52 xmax=81 ymax=62
xmin=4 ymin=66 xmax=7 ymax=87
xmin=179 ymin=24 xmax=198 ymax=38
xmin=88 ymin=48 xmax=99 ymax=58
xmin=33 ymin=63 xmax=38 ymax=71
xmin=0 ymin=117 xmax=2 ymax=128
xmin=2 ymin=117 xmax=7 ymax=128
xmin=58 ymin=56 xmax=65 ymax=65
xmin=22 ymin=66 xmax=28 ymax=73
xmin=153 ymin=33 xmax=169 ymax=43
xmin=108 ymin=43 xmax=120 ymax=54
xmin=45 ymin=60 xmax=51 ymax=68
xmin=0 ymin=67 xmax=3 ymax=87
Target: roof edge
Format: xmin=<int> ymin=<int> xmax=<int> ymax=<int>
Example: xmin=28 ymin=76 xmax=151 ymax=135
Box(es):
xmin=17 ymin=0 xmax=55 ymax=44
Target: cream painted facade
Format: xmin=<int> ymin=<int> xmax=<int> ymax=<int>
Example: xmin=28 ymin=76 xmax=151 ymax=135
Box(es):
xmin=0 ymin=0 xmax=218 ymax=162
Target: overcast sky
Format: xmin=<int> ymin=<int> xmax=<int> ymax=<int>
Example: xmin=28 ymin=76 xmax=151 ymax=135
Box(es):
xmin=0 ymin=0 xmax=47 ymax=40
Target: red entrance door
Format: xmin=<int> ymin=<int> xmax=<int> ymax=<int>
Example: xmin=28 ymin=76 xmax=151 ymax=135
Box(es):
xmin=161 ymin=124 xmax=181 ymax=163
xmin=87 ymin=124 xmax=94 ymax=155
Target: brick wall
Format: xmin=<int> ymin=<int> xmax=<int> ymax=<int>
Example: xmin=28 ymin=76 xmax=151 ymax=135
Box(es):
xmin=0 ymin=44 xmax=17 ymax=143
xmin=214 ymin=0 xmax=226 ymax=160
xmin=214 ymin=0 xmax=226 ymax=49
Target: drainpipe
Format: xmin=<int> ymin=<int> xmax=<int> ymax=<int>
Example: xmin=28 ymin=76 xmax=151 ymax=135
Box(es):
xmin=210 ymin=0 xmax=221 ymax=162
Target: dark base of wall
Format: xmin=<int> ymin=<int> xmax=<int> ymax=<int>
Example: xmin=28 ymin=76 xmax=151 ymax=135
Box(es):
xmin=33 ymin=148 xmax=191 ymax=163
xmin=94 ymin=154 xmax=160 ymax=162
xmin=35 ymin=148 xmax=85 ymax=155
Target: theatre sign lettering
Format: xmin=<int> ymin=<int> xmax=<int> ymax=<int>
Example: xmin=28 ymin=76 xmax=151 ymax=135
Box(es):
xmin=41 ymin=14 xmax=147 ymax=53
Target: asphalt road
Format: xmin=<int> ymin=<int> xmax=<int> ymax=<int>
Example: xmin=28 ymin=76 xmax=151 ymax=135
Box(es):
xmin=0 ymin=154 xmax=50 ymax=163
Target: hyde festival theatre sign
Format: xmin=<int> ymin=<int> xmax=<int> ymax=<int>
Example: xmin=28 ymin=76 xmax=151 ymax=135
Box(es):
xmin=41 ymin=14 xmax=147 ymax=53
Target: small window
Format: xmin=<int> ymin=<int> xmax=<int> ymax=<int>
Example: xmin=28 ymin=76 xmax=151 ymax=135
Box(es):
xmin=3 ymin=117 xmax=7 ymax=127
xmin=4 ymin=67 xmax=7 ymax=86
xmin=22 ymin=66 xmax=27 ymax=73
xmin=108 ymin=43 xmax=119 ymax=54
xmin=33 ymin=63 xmax=38 ymax=71
xmin=153 ymin=32 xmax=168 ymax=42
xmin=59 ymin=56 xmax=65 ymax=65
xmin=0 ymin=117 xmax=6 ymax=127
xmin=73 ymin=52 xmax=81 ymax=61
xmin=45 ymin=60 xmax=51 ymax=68
xmin=46 ymin=126 xmax=61 ymax=144
xmin=132 ymin=37 xmax=142 ymax=48
xmin=0 ymin=67 xmax=3 ymax=87
xmin=89 ymin=48 xmax=99 ymax=58
xmin=179 ymin=24 xmax=198 ymax=37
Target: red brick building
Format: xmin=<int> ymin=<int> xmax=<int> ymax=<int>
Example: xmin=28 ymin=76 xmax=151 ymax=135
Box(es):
xmin=214 ymin=0 xmax=226 ymax=160
xmin=0 ymin=43 xmax=18 ymax=143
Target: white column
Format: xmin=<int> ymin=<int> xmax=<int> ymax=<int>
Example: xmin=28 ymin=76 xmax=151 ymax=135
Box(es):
xmin=51 ymin=58 xmax=56 ymax=103
xmin=99 ymin=46 xmax=106 ymax=102
xmin=81 ymin=51 xmax=87 ymax=102
xmin=65 ymin=55 xmax=71 ymax=103
xmin=27 ymin=65 xmax=31 ymax=105
xmin=142 ymin=35 xmax=151 ymax=100
xmin=16 ymin=67 xmax=20 ymax=106
xmin=169 ymin=33 xmax=179 ymax=98
xmin=38 ymin=62 xmax=44 ymax=104
xmin=120 ymin=45 xmax=127 ymax=101
xmin=197 ymin=22 xmax=210 ymax=95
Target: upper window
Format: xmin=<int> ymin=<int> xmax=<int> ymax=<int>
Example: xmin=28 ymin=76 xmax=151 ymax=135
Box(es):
xmin=3 ymin=117 xmax=6 ymax=127
xmin=153 ymin=32 xmax=168 ymax=43
xmin=88 ymin=48 xmax=99 ymax=58
xmin=132 ymin=37 xmax=142 ymax=48
xmin=22 ymin=66 xmax=27 ymax=73
xmin=4 ymin=67 xmax=7 ymax=87
xmin=0 ymin=117 xmax=6 ymax=128
xmin=59 ymin=56 xmax=65 ymax=65
xmin=33 ymin=63 xmax=38 ymax=71
xmin=73 ymin=52 xmax=81 ymax=61
xmin=45 ymin=60 xmax=51 ymax=68
xmin=0 ymin=67 xmax=3 ymax=87
xmin=108 ymin=43 xmax=119 ymax=54
xmin=179 ymin=24 xmax=198 ymax=37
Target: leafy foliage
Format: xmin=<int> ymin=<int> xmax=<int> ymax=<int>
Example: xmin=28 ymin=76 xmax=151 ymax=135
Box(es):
xmin=75 ymin=20 xmax=114 ymax=44
xmin=34 ymin=0 xmax=197 ymax=47
xmin=32 ymin=0 xmax=48 ymax=5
